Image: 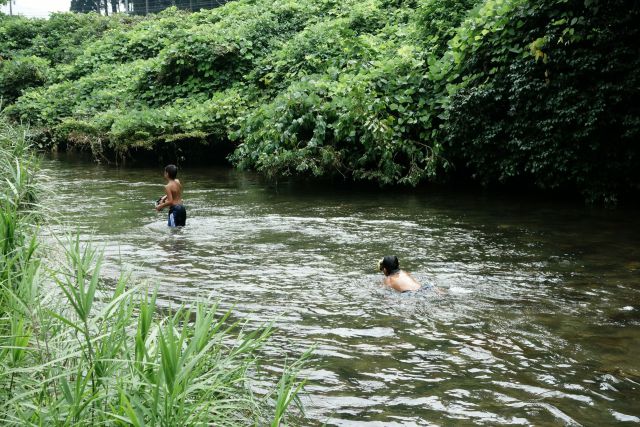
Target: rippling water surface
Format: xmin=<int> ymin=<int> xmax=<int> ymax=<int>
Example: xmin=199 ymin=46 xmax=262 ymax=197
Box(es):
xmin=41 ymin=155 xmax=640 ymax=425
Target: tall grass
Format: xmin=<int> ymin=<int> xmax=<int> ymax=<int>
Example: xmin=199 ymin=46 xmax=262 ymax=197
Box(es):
xmin=0 ymin=114 xmax=309 ymax=425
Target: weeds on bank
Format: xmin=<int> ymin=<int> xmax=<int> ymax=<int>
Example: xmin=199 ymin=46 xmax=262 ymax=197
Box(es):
xmin=0 ymin=116 xmax=309 ymax=425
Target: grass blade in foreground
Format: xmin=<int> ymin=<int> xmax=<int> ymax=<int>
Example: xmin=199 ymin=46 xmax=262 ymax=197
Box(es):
xmin=0 ymin=115 xmax=310 ymax=425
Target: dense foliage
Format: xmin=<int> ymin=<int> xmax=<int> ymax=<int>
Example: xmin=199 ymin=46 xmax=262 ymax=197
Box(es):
xmin=0 ymin=115 xmax=308 ymax=425
xmin=442 ymin=0 xmax=640 ymax=203
xmin=1 ymin=0 xmax=638 ymax=202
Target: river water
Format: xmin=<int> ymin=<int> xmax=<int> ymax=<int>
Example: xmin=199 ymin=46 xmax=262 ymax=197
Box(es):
xmin=41 ymin=155 xmax=640 ymax=426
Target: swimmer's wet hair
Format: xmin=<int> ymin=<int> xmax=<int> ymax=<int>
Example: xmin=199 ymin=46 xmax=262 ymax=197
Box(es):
xmin=165 ymin=164 xmax=178 ymax=179
xmin=379 ymin=255 xmax=400 ymax=275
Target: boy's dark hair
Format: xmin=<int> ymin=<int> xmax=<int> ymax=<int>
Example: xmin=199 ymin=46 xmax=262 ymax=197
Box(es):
xmin=165 ymin=164 xmax=178 ymax=179
xmin=379 ymin=255 xmax=400 ymax=274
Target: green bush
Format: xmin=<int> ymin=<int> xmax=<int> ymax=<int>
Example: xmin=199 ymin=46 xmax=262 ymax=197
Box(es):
xmin=441 ymin=0 xmax=640 ymax=202
xmin=0 ymin=56 xmax=51 ymax=104
xmin=0 ymin=13 xmax=133 ymax=64
xmin=234 ymin=44 xmax=441 ymax=185
xmin=1 ymin=0 xmax=639 ymax=202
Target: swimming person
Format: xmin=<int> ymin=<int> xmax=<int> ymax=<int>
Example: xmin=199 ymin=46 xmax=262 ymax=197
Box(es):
xmin=378 ymin=255 xmax=421 ymax=293
xmin=155 ymin=164 xmax=186 ymax=227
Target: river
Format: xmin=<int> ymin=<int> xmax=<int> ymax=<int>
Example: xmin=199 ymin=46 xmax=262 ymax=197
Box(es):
xmin=41 ymin=154 xmax=640 ymax=426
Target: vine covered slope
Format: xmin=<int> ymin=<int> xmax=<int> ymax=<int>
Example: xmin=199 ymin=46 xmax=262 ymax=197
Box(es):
xmin=1 ymin=0 xmax=638 ymax=202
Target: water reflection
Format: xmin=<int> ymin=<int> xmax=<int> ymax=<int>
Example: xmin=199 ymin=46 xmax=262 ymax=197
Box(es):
xmin=41 ymin=157 xmax=640 ymax=425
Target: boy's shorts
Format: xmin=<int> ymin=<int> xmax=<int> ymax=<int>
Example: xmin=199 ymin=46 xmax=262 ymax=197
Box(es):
xmin=168 ymin=204 xmax=186 ymax=227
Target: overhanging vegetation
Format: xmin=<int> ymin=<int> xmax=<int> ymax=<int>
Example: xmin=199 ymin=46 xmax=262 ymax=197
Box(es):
xmin=1 ymin=0 xmax=638 ymax=202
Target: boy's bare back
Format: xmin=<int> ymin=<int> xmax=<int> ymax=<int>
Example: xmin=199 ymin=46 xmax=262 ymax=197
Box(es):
xmin=383 ymin=271 xmax=421 ymax=292
xmin=165 ymin=179 xmax=183 ymax=206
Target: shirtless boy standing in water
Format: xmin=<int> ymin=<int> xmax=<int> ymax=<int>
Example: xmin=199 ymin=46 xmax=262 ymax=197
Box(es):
xmin=378 ymin=255 xmax=421 ymax=293
xmin=155 ymin=164 xmax=186 ymax=227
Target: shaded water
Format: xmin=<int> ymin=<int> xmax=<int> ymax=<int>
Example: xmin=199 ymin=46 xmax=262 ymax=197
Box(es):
xmin=41 ymin=155 xmax=640 ymax=425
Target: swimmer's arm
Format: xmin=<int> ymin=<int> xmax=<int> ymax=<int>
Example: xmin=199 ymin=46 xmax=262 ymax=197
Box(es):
xmin=155 ymin=186 xmax=173 ymax=211
xmin=388 ymin=281 xmax=406 ymax=292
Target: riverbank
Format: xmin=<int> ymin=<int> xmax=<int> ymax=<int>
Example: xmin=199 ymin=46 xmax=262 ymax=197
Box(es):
xmin=2 ymin=0 xmax=639 ymax=204
xmin=0 ymin=118 xmax=308 ymax=425
xmin=49 ymin=147 xmax=640 ymax=209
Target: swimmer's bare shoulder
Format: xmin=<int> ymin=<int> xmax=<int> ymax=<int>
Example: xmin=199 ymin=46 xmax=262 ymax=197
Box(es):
xmin=384 ymin=271 xmax=421 ymax=292
xmin=379 ymin=256 xmax=445 ymax=294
